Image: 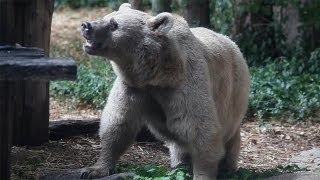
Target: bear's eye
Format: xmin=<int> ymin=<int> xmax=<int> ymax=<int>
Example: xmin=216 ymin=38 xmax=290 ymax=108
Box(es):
xmin=109 ymin=17 xmax=118 ymax=31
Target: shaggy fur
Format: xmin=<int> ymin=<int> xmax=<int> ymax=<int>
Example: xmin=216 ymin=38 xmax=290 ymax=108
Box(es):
xmin=80 ymin=3 xmax=250 ymax=180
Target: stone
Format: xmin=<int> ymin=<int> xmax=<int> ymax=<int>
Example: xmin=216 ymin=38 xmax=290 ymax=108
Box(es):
xmin=266 ymin=172 xmax=320 ymax=180
xmin=288 ymin=148 xmax=320 ymax=170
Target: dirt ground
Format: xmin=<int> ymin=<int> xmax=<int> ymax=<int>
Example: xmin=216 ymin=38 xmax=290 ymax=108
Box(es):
xmin=10 ymin=8 xmax=320 ymax=179
xmin=11 ymin=99 xmax=320 ymax=179
xmin=49 ymin=99 xmax=320 ymax=172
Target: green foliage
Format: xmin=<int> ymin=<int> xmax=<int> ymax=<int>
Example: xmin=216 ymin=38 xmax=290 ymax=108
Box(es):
xmin=115 ymin=164 xmax=308 ymax=179
xmin=218 ymin=165 xmax=308 ymax=179
xmin=50 ymin=38 xmax=116 ymax=109
xmin=115 ymin=164 xmax=191 ymax=180
xmin=207 ymin=0 xmax=320 ymax=122
xmin=298 ymin=1 xmax=320 ymax=53
xmin=209 ymin=0 xmax=233 ymax=34
xmin=209 ymin=0 xmax=319 ymax=66
xmin=50 ymin=58 xmax=115 ymax=109
xmin=249 ymin=48 xmax=320 ymax=122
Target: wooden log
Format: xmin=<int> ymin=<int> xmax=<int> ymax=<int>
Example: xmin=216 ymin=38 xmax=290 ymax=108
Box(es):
xmin=0 ymin=0 xmax=55 ymax=146
xmin=0 ymin=46 xmax=77 ymax=81
xmin=48 ymin=119 xmax=156 ymax=142
xmin=38 ymin=169 xmax=135 ymax=180
xmin=0 ymin=57 xmax=77 ymax=80
xmin=49 ymin=119 xmax=100 ymax=140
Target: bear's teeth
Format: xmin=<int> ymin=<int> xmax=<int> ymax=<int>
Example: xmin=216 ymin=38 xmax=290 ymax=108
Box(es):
xmin=86 ymin=40 xmax=94 ymax=45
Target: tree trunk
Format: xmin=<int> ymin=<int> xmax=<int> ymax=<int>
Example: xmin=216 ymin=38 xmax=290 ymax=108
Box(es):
xmin=0 ymin=82 xmax=14 ymax=180
xmin=273 ymin=4 xmax=299 ymax=45
xmin=129 ymin=0 xmax=144 ymax=10
xmin=0 ymin=1 xmax=54 ymax=178
xmin=0 ymin=0 xmax=54 ymax=146
xmin=232 ymin=0 xmax=274 ymax=35
xmin=152 ymin=0 xmax=172 ymax=15
xmin=183 ymin=0 xmax=210 ymax=27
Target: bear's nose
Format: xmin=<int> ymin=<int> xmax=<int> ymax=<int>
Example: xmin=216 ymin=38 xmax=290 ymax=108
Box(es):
xmin=81 ymin=22 xmax=92 ymax=32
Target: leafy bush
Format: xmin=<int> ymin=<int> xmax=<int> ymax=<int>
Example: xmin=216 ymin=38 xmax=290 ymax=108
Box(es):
xmin=218 ymin=165 xmax=308 ymax=180
xmin=115 ymin=164 xmax=307 ymax=179
xmin=249 ymin=48 xmax=320 ymax=122
xmin=115 ymin=164 xmax=191 ymax=180
xmin=50 ymin=59 xmax=115 ymax=109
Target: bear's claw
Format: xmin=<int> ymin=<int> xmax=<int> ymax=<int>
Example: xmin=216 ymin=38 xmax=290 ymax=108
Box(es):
xmin=80 ymin=166 xmax=110 ymax=179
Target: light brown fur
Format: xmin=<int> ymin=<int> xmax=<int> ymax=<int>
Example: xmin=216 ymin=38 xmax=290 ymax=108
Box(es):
xmin=80 ymin=3 xmax=250 ymax=180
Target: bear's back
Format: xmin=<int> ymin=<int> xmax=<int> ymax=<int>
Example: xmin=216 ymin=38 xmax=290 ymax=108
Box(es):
xmin=190 ymin=27 xmax=250 ymax=140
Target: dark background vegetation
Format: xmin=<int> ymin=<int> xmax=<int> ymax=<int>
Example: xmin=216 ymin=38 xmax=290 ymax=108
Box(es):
xmin=51 ymin=0 xmax=320 ymax=124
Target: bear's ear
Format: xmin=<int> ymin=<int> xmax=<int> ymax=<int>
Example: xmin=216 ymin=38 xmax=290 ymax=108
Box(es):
xmin=147 ymin=12 xmax=174 ymax=35
xmin=119 ymin=3 xmax=132 ymax=11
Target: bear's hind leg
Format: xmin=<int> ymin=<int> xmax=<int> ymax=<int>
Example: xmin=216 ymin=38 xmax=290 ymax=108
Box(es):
xmin=219 ymin=127 xmax=241 ymax=172
xmin=191 ymin=133 xmax=225 ymax=180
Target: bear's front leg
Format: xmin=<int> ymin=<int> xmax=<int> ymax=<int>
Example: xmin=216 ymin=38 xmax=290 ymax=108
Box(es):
xmin=80 ymin=79 xmax=146 ymax=179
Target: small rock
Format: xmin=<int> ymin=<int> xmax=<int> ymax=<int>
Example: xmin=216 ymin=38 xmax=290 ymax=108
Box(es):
xmin=285 ymin=135 xmax=291 ymax=140
xmin=274 ymin=127 xmax=282 ymax=132
xmin=288 ymin=148 xmax=320 ymax=170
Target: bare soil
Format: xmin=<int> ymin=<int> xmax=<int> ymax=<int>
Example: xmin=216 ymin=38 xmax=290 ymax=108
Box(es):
xmin=12 ymin=99 xmax=320 ymax=179
xmin=10 ymin=8 xmax=320 ymax=179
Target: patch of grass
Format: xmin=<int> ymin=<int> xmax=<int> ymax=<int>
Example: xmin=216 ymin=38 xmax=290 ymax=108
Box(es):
xmin=116 ymin=164 xmax=192 ymax=180
xmin=218 ymin=165 xmax=308 ymax=180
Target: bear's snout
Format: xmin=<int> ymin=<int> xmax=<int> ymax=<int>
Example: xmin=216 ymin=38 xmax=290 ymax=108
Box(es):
xmin=81 ymin=21 xmax=92 ymax=32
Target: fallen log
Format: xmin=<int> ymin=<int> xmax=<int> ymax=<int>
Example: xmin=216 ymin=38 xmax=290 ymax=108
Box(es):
xmin=49 ymin=119 xmax=156 ymax=142
xmin=38 ymin=169 xmax=135 ymax=180
xmin=49 ymin=119 xmax=100 ymax=140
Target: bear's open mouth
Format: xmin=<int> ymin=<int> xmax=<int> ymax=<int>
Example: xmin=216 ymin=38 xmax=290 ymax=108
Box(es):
xmin=84 ymin=39 xmax=95 ymax=47
xmin=83 ymin=38 xmax=102 ymax=52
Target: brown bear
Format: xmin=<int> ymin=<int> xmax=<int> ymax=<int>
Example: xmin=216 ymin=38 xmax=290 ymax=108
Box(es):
xmin=80 ymin=3 xmax=250 ymax=180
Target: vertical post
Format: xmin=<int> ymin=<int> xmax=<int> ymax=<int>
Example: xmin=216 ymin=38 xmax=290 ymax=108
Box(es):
xmin=0 ymin=0 xmax=54 ymax=146
xmin=0 ymin=82 xmax=14 ymax=180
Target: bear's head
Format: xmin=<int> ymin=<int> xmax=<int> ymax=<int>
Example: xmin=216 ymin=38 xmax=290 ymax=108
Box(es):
xmin=81 ymin=3 xmax=187 ymax=87
xmin=81 ymin=3 xmax=174 ymax=60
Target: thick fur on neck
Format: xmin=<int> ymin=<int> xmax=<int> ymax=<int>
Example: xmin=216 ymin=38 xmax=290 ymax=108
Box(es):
xmin=111 ymin=35 xmax=185 ymax=88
